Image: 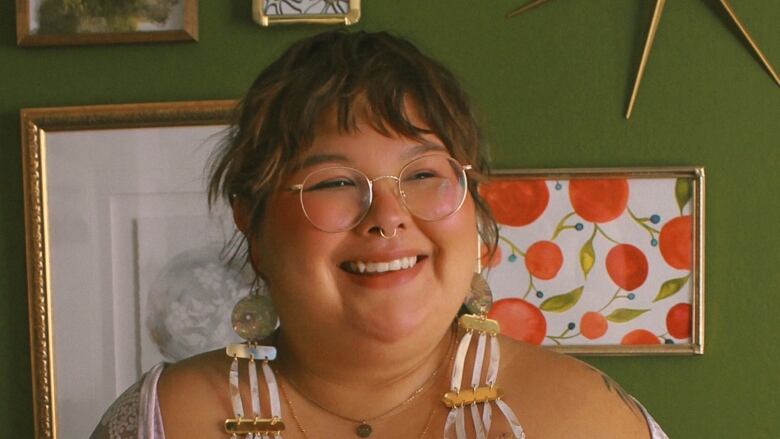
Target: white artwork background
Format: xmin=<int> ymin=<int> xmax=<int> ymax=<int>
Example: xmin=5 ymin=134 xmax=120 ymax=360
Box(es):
xmin=45 ymin=124 xmax=240 ymax=439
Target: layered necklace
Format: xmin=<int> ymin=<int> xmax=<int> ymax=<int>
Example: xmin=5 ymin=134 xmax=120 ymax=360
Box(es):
xmin=276 ymin=326 xmax=458 ymax=438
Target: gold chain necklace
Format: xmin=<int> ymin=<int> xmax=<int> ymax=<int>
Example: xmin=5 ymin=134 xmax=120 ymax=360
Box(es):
xmin=277 ymin=327 xmax=457 ymax=438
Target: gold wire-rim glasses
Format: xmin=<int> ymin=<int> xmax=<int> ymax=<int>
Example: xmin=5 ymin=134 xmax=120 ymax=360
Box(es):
xmin=288 ymin=155 xmax=473 ymax=233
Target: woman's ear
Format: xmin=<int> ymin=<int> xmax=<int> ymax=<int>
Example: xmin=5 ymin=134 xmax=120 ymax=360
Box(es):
xmin=232 ymin=198 xmax=264 ymax=274
xmin=231 ymin=198 xmax=251 ymax=235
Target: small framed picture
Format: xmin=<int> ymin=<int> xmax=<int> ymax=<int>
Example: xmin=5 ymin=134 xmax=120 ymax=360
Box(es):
xmin=480 ymin=167 xmax=705 ymax=355
xmin=16 ymin=0 xmax=198 ymax=47
xmin=252 ymin=0 xmax=361 ymax=26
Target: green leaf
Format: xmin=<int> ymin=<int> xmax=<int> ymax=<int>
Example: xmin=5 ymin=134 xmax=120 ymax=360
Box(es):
xmin=605 ymin=308 xmax=650 ymax=323
xmin=675 ymin=178 xmax=692 ymax=213
xmin=653 ymin=274 xmax=691 ymax=302
xmin=579 ymin=237 xmax=595 ymax=279
xmin=540 ymin=286 xmax=584 ymax=313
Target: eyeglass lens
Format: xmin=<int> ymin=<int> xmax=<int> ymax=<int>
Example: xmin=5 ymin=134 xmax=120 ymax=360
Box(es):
xmin=299 ymin=156 xmax=467 ymax=232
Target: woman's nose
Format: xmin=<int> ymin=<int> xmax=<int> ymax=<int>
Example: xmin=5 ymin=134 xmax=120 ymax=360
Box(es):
xmin=357 ymin=177 xmax=410 ymax=238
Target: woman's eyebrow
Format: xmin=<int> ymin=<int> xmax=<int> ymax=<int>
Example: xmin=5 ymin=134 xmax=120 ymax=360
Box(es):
xmin=299 ymin=143 xmax=446 ymax=170
xmin=401 ymin=143 xmax=447 ymax=160
xmin=299 ymin=153 xmax=350 ymax=170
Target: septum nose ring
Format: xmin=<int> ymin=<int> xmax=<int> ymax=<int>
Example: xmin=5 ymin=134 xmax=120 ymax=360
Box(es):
xmin=379 ymin=227 xmax=398 ymax=239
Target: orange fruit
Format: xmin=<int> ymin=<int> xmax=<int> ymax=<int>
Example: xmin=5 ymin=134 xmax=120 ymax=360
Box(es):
xmin=480 ymin=243 xmax=502 ymax=269
xmin=480 ymin=180 xmax=549 ymax=227
xmin=580 ymin=311 xmax=608 ymax=340
xmin=606 ymin=244 xmax=648 ymax=291
xmin=488 ymin=298 xmax=547 ymax=345
xmin=569 ymin=179 xmax=629 ymax=223
xmin=666 ymin=303 xmax=692 ymax=339
xmin=659 ymin=215 xmax=692 ymax=270
xmin=524 ymin=240 xmax=563 ymax=280
xmin=620 ymin=329 xmax=660 ymax=345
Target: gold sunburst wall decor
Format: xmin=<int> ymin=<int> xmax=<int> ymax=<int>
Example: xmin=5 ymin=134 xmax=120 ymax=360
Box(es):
xmin=508 ymin=0 xmax=779 ymax=119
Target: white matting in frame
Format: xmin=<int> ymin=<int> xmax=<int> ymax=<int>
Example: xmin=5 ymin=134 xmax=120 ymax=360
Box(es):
xmin=21 ymin=101 xmax=238 ymax=439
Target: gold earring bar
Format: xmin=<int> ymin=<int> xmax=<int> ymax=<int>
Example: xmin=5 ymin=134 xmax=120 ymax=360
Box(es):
xmin=442 ymin=386 xmax=505 ymax=408
xmin=459 ymin=314 xmax=500 ymax=336
xmin=225 ymin=344 xmax=277 ymax=360
xmin=224 ymin=417 xmax=286 ymax=434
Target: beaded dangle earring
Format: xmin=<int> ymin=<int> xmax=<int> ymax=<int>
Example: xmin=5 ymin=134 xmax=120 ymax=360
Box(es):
xmin=224 ymin=280 xmax=285 ymax=438
xmin=442 ymin=238 xmax=525 ymax=439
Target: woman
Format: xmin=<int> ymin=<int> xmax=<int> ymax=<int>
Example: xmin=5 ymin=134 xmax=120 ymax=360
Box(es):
xmin=93 ymin=30 xmax=667 ymax=438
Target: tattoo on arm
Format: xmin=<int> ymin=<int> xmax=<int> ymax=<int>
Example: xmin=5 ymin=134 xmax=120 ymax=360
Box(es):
xmin=584 ymin=364 xmax=644 ymax=420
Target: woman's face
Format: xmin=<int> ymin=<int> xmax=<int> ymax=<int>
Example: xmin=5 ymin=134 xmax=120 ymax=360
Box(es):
xmin=248 ymin=110 xmax=478 ymax=345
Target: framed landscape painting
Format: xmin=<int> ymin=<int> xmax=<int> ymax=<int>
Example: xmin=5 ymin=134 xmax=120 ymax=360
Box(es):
xmin=16 ymin=0 xmax=198 ymax=46
xmin=480 ymin=167 xmax=705 ymax=355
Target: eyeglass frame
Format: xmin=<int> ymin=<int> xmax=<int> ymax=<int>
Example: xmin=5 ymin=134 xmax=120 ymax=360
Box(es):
xmin=288 ymin=154 xmax=473 ymax=233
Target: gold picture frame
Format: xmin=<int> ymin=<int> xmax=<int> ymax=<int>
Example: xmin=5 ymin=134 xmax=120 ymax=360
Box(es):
xmin=16 ymin=0 xmax=198 ymax=47
xmin=482 ymin=167 xmax=705 ymax=356
xmin=21 ymin=100 xmax=235 ymax=438
xmin=252 ymin=0 xmax=361 ymax=26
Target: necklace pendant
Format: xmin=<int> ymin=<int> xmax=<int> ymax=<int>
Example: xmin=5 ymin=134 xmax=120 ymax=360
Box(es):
xmin=356 ymin=422 xmax=372 ymax=437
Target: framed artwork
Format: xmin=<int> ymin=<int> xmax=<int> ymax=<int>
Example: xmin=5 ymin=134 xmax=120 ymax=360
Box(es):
xmin=252 ymin=0 xmax=360 ymax=26
xmin=480 ymin=167 xmax=705 ymax=355
xmin=16 ymin=0 xmax=198 ymax=47
xmin=21 ymin=100 xmax=241 ymax=438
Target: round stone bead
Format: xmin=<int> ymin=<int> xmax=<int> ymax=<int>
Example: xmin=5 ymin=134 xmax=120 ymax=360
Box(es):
xmin=231 ymin=293 xmax=277 ymax=341
xmin=465 ymin=273 xmax=493 ymax=315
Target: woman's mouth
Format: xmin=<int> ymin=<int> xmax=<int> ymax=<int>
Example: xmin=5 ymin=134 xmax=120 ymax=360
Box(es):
xmin=341 ymin=256 xmax=421 ymax=274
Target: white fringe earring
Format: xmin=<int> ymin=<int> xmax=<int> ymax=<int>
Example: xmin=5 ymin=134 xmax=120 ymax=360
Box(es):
xmin=225 ymin=281 xmax=285 ymax=438
xmin=442 ymin=240 xmax=525 ymax=439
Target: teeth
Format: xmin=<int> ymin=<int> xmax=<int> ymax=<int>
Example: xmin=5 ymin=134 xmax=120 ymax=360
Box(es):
xmin=348 ymin=256 xmax=418 ymax=274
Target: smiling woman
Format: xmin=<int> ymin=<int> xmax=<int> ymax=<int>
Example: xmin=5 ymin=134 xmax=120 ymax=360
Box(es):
xmin=91 ymin=30 xmax=668 ymax=439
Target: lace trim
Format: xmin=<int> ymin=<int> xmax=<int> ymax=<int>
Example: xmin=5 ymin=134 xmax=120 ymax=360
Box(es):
xmin=93 ymin=380 xmax=141 ymax=438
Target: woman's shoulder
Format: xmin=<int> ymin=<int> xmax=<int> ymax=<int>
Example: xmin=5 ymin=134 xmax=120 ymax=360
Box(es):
xmin=497 ymin=336 xmax=654 ymax=438
xmin=156 ymin=349 xmax=232 ymax=438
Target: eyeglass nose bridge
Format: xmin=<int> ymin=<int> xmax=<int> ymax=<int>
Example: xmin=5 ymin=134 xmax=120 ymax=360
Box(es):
xmin=367 ymin=174 xmax=406 ymax=199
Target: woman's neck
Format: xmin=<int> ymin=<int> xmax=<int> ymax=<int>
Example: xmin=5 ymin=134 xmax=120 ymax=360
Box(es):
xmin=273 ymin=322 xmax=456 ymax=421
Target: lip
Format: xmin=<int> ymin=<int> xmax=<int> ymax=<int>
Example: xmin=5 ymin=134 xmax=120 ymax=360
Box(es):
xmin=339 ymin=252 xmax=427 ymax=289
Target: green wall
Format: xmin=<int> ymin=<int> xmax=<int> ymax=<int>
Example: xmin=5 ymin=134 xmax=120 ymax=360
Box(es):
xmin=1 ymin=1 xmax=778 ymax=437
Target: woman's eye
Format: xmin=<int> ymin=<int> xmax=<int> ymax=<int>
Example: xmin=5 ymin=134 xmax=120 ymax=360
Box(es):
xmin=306 ymin=178 xmax=356 ymax=191
xmin=406 ymin=170 xmax=437 ymax=181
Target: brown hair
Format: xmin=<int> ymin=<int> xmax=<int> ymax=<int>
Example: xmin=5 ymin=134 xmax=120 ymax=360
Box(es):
xmin=208 ymin=30 xmax=497 ymax=262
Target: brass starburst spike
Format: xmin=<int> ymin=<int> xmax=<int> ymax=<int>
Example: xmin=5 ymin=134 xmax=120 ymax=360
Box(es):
xmin=507 ymin=0 xmax=555 ymax=19
xmin=626 ymin=0 xmax=667 ymax=119
xmin=719 ymin=0 xmax=780 ymax=87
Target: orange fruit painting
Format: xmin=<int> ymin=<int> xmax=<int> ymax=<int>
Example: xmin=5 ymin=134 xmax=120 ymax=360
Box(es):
xmin=488 ymin=298 xmax=547 ymax=345
xmin=606 ymin=244 xmax=649 ymax=291
xmin=480 ymin=180 xmax=549 ymax=227
xmin=580 ymin=311 xmax=608 ymax=340
xmin=481 ymin=175 xmax=697 ymax=350
xmin=524 ymin=240 xmax=563 ymax=280
xmin=569 ymin=179 xmax=629 ymax=223
xmin=621 ymin=329 xmax=661 ymax=345
xmin=659 ymin=215 xmax=692 ymax=270
xmin=666 ymin=303 xmax=692 ymax=339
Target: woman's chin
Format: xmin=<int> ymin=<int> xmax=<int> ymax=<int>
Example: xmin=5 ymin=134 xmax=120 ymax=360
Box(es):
xmin=349 ymin=302 xmax=451 ymax=345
